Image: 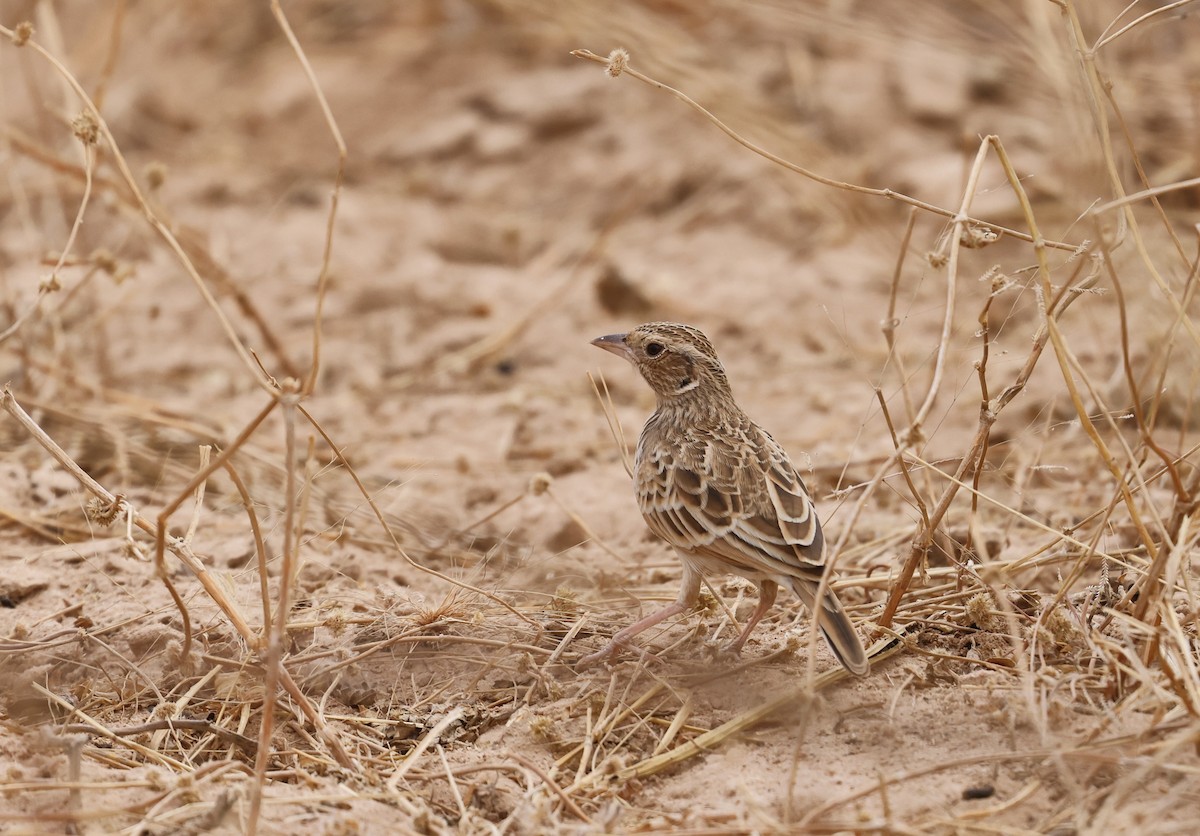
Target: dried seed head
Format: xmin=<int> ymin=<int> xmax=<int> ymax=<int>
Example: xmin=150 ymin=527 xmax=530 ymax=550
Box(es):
xmin=72 ymin=110 xmax=100 ymax=146
xmin=324 ymin=611 xmax=347 ymax=635
xmin=965 ymin=592 xmax=996 ymax=630
xmin=605 ymin=48 xmax=630 ymax=78
xmin=85 ymin=495 xmax=124 ymax=527
xmin=528 ymin=714 xmax=557 ymax=740
xmin=981 ymin=265 xmax=1012 ymax=294
xmin=1042 ymin=604 xmax=1080 ymax=646
xmin=11 ymin=22 xmax=33 ymax=46
xmin=529 ymin=472 xmax=553 ymax=495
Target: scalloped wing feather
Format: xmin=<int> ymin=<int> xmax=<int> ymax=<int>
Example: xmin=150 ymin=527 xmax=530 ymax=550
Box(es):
xmin=636 ymin=419 xmax=825 ymax=581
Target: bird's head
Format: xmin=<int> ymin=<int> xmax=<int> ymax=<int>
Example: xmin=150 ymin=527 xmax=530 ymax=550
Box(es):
xmin=591 ymin=322 xmax=733 ymax=403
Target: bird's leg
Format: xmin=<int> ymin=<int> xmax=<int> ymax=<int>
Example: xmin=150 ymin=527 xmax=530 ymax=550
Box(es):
xmin=722 ymin=579 xmax=778 ymax=655
xmin=578 ymin=564 xmax=703 ymax=667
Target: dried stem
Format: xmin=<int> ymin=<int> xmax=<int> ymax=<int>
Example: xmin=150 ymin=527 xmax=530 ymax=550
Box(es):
xmin=268 ymin=0 xmax=347 ymax=397
xmin=875 ymin=136 xmax=993 ymax=629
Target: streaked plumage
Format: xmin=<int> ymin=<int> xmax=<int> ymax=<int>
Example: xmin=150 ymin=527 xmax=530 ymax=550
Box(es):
xmin=585 ymin=322 xmax=869 ymax=675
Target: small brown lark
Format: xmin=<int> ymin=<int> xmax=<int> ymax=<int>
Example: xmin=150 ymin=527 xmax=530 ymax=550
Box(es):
xmin=585 ymin=322 xmax=869 ymax=674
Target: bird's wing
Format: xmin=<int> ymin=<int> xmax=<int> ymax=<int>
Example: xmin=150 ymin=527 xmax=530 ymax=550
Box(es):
xmin=636 ymin=418 xmax=825 ymax=580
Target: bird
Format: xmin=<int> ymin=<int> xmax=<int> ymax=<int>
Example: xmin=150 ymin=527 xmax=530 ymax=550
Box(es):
xmin=584 ymin=322 xmax=869 ymax=674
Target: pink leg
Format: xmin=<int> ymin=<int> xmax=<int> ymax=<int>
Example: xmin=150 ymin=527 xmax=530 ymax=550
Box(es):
xmin=722 ymin=580 xmax=778 ymax=655
xmin=579 ymin=565 xmax=703 ymax=667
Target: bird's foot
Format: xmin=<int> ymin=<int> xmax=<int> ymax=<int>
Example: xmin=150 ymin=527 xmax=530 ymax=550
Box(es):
xmin=579 ymin=640 xmax=669 ymax=669
xmin=710 ymin=638 xmax=747 ymax=659
xmin=577 ymin=642 xmax=619 ymax=669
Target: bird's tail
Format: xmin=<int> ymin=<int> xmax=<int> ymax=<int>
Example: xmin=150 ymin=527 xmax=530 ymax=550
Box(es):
xmin=791 ymin=578 xmax=870 ymax=676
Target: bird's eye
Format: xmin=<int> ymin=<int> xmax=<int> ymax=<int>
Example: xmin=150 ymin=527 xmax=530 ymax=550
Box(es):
xmin=645 ymin=342 xmax=665 ymax=357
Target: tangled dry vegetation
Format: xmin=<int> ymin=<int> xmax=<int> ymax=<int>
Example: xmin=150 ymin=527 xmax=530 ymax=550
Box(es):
xmin=2 ymin=1 xmax=1200 ymax=833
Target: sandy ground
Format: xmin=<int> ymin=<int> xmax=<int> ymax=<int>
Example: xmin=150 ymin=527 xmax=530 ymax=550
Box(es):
xmin=2 ymin=1 xmax=1200 ymax=833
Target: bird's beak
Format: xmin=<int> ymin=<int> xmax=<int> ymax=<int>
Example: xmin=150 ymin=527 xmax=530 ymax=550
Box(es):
xmin=591 ymin=333 xmax=632 ymax=360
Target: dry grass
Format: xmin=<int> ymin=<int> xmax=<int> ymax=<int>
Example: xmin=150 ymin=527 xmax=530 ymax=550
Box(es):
xmin=2 ymin=0 xmax=1199 ymax=832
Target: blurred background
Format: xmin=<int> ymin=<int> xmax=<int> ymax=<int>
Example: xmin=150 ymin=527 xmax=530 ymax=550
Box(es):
xmin=2 ymin=1 xmax=1199 ymax=831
